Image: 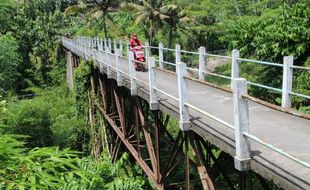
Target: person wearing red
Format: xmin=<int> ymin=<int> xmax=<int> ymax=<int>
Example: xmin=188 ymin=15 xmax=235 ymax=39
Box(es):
xmin=129 ymin=34 xmax=145 ymax=71
xmin=129 ymin=33 xmax=142 ymax=49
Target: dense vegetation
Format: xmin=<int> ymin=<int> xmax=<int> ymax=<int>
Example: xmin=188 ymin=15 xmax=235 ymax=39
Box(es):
xmin=0 ymin=0 xmax=309 ymax=189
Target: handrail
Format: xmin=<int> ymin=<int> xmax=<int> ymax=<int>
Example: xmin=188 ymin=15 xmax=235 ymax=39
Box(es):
xmin=64 ymin=36 xmax=310 ymax=103
xmin=243 ymin=132 xmax=310 ymax=168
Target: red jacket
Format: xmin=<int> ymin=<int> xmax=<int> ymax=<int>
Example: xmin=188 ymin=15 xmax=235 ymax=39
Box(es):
xmin=129 ymin=38 xmax=142 ymax=49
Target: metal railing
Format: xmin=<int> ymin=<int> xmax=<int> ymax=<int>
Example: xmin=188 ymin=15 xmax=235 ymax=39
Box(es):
xmin=62 ymin=36 xmax=310 ymax=172
xmin=77 ymin=36 xmax=310 ymax=107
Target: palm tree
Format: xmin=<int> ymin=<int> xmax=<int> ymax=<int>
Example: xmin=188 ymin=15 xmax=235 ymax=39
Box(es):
xmin=64 ymin=0 xmax=119 ymax=38
xmin=121 ymin=0 xmax=165 ymax=44
xmin=159 ymin=4 xmax=193 ymax=48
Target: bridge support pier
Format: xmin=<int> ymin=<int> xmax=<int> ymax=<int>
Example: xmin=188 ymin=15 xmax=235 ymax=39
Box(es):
xmin=66 ymin=51 xmax=74 ymax=90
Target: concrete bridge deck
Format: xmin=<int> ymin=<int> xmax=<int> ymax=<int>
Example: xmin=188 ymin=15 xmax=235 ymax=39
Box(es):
xmin=64 ymin=40 xmax=310 ymax=190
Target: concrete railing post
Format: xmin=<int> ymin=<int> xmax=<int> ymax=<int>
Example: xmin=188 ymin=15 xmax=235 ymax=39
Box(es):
xmin=177 ymin=62 xmax=190 ymax=131
xmin=96 ymin=37 xmax=100 ymax=50
xmin=145 ymin=42 xmax=150 ymax=64
xmin=119 ymin=40 xmax=123 ymax=55
xmin=128 ymin=51 xmax=137 ymax=95
xmin=159 ymin=42 xmax=164 ymax=68
xmin=104 ymin=38 xmax=107 ymax=51
xmin=108 ymin=38 xmax=112 ymax=51
xmin=281 ymin=56 xmax=293 ymax=108
xmin=233 ymin=78 xmax=251 ymax=171
xmin=127 ymin=42 xmax=130 ymax=56
xmin=231 ymin=50 xmax=240 ymax=89
xmin=101 ymin=38 xmax=104 ymax=51
xmin=98 ymin=38 xmax=103 ymax=51
xmin=96 ymin=38 xmax=99 ymax=50
xmin=175 ymin=44 xmax=181 ymax=64
xmin=148 ymin=57 xmax=159 ymax=110
xmin=199 ymin=46 xmax=206 ymax=80
xmin=106 ymin=47 xmax=112 ymax=78
xmin=113 ymin=39 xmax=117 ymax=53
xmin=115 ymin=49 xmax=122 ymax=86
xmin=99 ymin=50 xmax=104 ymax=73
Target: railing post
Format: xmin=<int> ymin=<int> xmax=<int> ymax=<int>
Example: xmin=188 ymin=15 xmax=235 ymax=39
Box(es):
xmin=128 ymin=51 xmax=137 ymax=95
xmin=98 ymin=38 xmax=103 ymax=51
xmin=106 ymin=47 xmax=112 ymax=78
xmin=99 ymin=50 xmax=104 ymax=73
xmin=177 ymin=62 xmax=190 ymax=131
xmin=199 ymin=46 xmax=206 ymax=80
xmin=104 ymin=38 xmax=107 ymax=51
xmin=233 ymin=78 xmax=251 ymax=171
xmin=158 ymin=42 xmax=164 ymax=68
xmin=127 ymin=42 xmax=130 ymax=56
xmin=148 ymin=57 xmax=159 ymax=110
xmin=101 ymin=38 xmax=104 ymax=51
xmin=231 ymin=50 xmax=240 ymax=89
xmin=108 ymin=38 xmax=112 ymax=51
xmin=113 ymin=39 xmax=117 ymax=53
xmin=119 ymin=39 xmax=123 ymax=55
xmin=281 ymin=56 xmax=293 ymax=108
xmin=175 ymin=44 xmax=181 ymax=64
xmin=96 ymin=37 xmax=99 ymax=49
xmin=115 ymin=49 xmax=122 ymax=86
xmin=92 ymin=38 xmax=95 ymax=49
xmin=145 ymin=42 xmax=150 ymax=64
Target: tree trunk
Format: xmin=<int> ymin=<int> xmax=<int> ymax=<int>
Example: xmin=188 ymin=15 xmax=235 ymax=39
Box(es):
xmin=168 ymin=27 xmax=173 ymax=49
xmin=103 ymin=12 xmax=108 ymax=38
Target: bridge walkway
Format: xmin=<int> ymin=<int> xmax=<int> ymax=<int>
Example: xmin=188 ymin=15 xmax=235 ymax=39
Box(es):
xmin=63 ymin=38 xmax=310 ymax=189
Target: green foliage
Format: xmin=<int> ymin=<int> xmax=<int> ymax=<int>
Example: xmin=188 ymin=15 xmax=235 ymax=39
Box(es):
xmin=222 ymin=3 xmax=310 ymax=63
xmin=2 ymin=86 xmax=87 ymax=149
xmin=0 ymin=0 xmax=16 ymax=34
xmin=8 ymin=101 xmax=54 ymax=148
xmin=0 ymin=34 xmax=21 ymax=95
xmin=74 ymin=60 xmax=92 ymax=116
xmin=14 ymin=0 xmax=65 ymax=89
xmin=0 ymin=134 xmax=149 ymax=190
xmin=220 ymin=3 xmax=310 ymax=108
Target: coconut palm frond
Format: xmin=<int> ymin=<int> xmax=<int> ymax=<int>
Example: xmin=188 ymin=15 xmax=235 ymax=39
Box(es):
xmin=180 ymin=16 xmax=194 ymax=23
xmin=90 ymin=10 xmax=103 ymax=18
xmin=159 ymin=4 xmax=178 ymax=13
xmin=87 ymin=6 xmax=102 ymax=17
xmin=143 ymin=0 xmax=154 ymax=11
xmin=64 ymin=4 xmax=86 ymax=15
xmin=159 ymin=14 xmax=170 ymax=21
xmin=64 ymin=3 xmax=97 ymax=16
xmin=135 ymin=12 xmax=148 ymax=25
xmin=120 ymin=3 xmax=144 ymax=12
xmin=105 ymin=13 xmax=115 ymax=23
